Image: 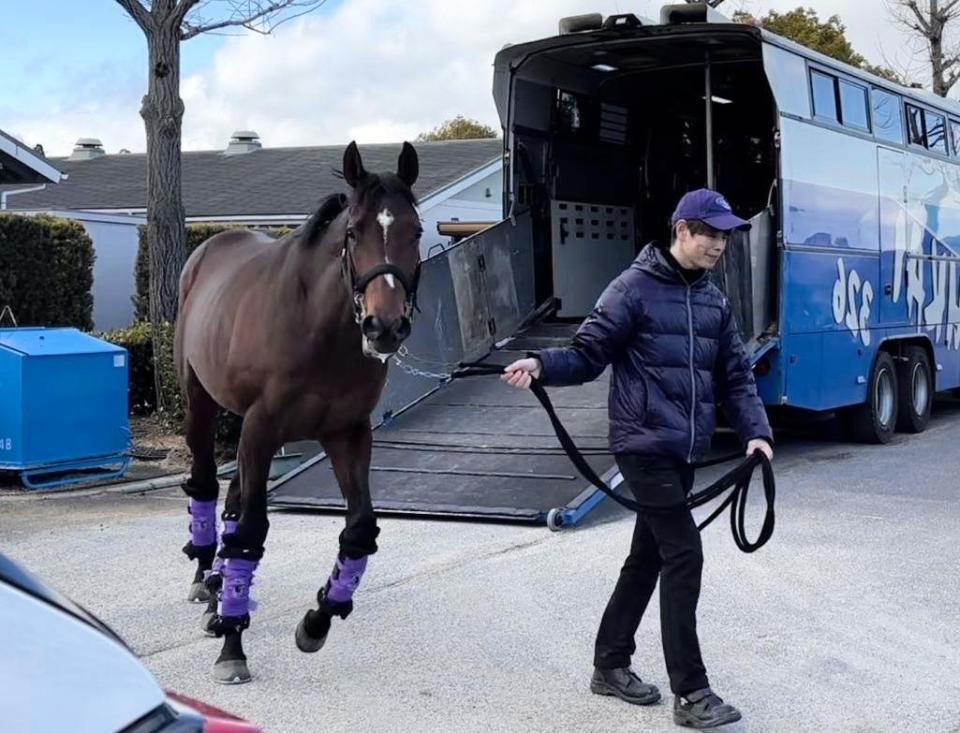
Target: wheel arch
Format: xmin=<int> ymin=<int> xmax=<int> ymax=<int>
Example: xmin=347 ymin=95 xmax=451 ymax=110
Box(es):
xmin=877 ymin=335 xmax=937 ymax=393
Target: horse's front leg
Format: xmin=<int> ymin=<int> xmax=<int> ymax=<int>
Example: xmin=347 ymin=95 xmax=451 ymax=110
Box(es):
xmin=200 ymin=473 xmax=241 ymax=636
xmin=296 ymin=422 xmax=379 ymax=653
xmin=208 ymin=404 xmax=277 ymax=684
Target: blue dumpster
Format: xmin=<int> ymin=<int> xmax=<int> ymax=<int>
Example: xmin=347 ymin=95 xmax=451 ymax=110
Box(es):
xmin=0 ymin=327 xmax=130 ymax=489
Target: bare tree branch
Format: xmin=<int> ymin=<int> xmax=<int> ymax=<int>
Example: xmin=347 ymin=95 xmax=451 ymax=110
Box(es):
xmin=943 ymin=0 xmax=960 ymax=15
xmin=180 ymin=0 xmax=326 ymax=40
xmin=114 ymin=0 xmax=154 ymax=33
xmin=886 ymin=1 xmax=960 ymax=95
xmin=904 ymin=1 xmax=933 ymax=34
xmin=173 ymin=0 xmax=202 ymax=28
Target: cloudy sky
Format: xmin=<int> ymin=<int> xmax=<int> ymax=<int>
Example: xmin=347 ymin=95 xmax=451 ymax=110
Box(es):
xmin=0 ymin=0 xmax=936 ymax=157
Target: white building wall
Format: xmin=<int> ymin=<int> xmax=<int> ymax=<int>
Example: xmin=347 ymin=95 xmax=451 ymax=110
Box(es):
xmin=51 ymin=211 xmax=143 ymax=330
xmin=418 ymin=168 xmax=503 ymax=259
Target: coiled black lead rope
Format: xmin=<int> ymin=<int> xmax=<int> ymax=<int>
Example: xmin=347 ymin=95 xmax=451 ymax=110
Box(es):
xmin=451 ymin=364 xmax=775 ymax=553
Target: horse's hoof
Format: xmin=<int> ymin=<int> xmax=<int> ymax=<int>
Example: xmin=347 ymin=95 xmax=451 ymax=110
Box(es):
xmin=213 ymin=658 xmax=251 ymax=685
xmin=201 ymin=610 xmax=217 ymax=637
xmin=295 ymin=614 xmax=328 ymax=653
xmin=187 ymin=582 xmax=211 ymax=603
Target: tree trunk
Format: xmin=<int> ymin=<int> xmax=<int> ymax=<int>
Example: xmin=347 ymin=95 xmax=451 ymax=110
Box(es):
xmin=141 ymin=18 xmax=187 ymax=412
xmin=931 ymin=1 xmax=947 ymax=96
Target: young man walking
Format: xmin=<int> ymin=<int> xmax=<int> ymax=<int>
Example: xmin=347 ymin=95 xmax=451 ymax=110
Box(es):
xmin=502 ymin=189 xmax=774 ymax=729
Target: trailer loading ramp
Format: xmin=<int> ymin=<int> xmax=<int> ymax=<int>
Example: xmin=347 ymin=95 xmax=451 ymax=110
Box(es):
xmin=269 ymin=323 xmax=622 ymax=527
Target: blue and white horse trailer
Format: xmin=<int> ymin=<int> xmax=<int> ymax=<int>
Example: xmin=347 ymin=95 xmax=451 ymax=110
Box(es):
xmin=486 ymin=3 xmax=960 ymax=442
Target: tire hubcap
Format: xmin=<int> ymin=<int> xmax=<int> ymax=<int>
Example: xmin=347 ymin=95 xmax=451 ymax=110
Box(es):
xmin=876 ymin=368 xmax=895 ymax=427
xmin=912 ymin=363 xmax=929 ymax=417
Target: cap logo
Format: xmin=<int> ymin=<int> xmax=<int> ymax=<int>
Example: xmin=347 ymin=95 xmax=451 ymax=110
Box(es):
xmin=715 ymin=195 xmax=731 ymax=211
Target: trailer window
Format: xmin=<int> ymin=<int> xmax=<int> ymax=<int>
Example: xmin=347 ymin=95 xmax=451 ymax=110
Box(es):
xmin=811 ymin=70 xmax=838 ymax=122
xmin=872 ymin=89 xmax=903 ymax=143
xmin=926 ymin=110 xmax=948 ymax=154
xmin=952 ymin=120 xmax=960 ymax=156
xmin=906 ymin=104 xmax=926 ymax=147
xmin=839 ymin=80 xmax=869 ymax=131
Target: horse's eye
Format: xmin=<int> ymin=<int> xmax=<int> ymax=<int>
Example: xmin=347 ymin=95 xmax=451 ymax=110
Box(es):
xmin=346 ymin=227 xmax=357 ymax=241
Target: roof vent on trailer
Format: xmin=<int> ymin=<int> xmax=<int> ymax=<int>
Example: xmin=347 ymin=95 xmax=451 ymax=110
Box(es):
xmin=660 ymin=4 xmax=730 ymax=25
xmin=559 ymin=13 xmax=603 ymax=35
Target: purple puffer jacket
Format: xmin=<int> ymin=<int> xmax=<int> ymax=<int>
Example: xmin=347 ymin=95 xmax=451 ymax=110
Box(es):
xmin=535 ymin=244 xmax=772 ymax=463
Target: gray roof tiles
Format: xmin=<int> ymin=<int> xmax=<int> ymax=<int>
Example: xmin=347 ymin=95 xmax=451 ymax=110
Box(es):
xmin=0 ymin=138 xmax=502 ymax=218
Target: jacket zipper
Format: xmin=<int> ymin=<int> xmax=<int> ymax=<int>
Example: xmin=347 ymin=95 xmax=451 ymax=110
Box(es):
xmin=686 ymin=284 xmax=696 ymax=463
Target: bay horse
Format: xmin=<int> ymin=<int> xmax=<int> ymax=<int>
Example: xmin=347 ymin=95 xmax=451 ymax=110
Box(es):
xmin=174 ymin=141 xmax=422 ymax=683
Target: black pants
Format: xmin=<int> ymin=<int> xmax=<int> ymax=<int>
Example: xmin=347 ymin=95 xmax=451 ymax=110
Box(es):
xmin=593 ymin=454 xmax=709 ymax=696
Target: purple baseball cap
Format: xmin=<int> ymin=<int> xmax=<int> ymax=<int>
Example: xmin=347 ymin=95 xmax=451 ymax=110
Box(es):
xmin=670 ymin=189 xmax=751 ymax=232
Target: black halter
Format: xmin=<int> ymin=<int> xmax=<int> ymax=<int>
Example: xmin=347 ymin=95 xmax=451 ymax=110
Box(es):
xmin=341 ymin=240 xmax=421 ymax=325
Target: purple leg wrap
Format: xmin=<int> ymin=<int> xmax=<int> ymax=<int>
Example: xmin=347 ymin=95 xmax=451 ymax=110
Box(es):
xmin=218 ymin=558 xmax=258 ymax=618
xmin=210 ymin=520 xmax=238 ymax=576
xmin=326 ymin=556 xmax=368 ymax=604
xmin=189 ymin=499 xmax=217 ymax=547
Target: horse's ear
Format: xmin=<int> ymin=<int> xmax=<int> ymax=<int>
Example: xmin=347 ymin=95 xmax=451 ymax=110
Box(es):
xmin=397 ymin=141 xmax=419 ymax=188
xmin=343 ymin=141 xmax=366 ymax=189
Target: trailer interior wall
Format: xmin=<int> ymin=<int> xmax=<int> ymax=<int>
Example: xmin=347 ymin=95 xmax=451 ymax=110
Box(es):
xmin=506 ymin=30 xmax=779 ymax=342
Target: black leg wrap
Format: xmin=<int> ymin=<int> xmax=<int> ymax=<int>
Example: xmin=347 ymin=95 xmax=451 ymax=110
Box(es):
xmin=208 ymin=613 xmax=250 ymax=637
xmin=182 ymin=541 xmax=217 ymax=565
xmin=218 ymin=524 xmax=266 ymax=561
xmin=180 ymin=477 xmax=219 ymax=500
xmin=204 ymin=572 xmax=223 ymax=594
xmin=316 ymin=585 xmax=353 ymax=619
xmin=302 ymin=608 xmax=333 ymax=639
xmin=338 ymin=517 xmax=380 ymax=558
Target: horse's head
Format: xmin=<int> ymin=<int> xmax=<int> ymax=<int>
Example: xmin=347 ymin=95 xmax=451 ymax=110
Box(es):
xmin=341 ymin=141 xmax=422 ymax=361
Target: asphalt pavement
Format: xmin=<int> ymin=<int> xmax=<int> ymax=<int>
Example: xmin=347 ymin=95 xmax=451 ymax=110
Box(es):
xmin=2 ymin=401 xmax=959 ymax=733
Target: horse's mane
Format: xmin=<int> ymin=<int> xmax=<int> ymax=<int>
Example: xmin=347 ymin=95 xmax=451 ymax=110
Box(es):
xmin=300 ymin=173 xmax=418 ymax=248
xmin=301 ymin=192 xmax=348 ymax=246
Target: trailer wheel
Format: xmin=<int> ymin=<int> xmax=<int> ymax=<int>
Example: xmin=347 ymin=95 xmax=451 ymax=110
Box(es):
xmin=895 ymin=346 xmax=932 ymax=433
xmin=546 ymin=508 xmax=565 ymax=532
xmin=850 ymin=351 xmax=898 ymax=444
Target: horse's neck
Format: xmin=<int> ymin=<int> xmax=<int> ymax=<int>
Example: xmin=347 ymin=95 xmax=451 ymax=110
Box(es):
xmin=280 ymin=218 xmax=353 ymax=334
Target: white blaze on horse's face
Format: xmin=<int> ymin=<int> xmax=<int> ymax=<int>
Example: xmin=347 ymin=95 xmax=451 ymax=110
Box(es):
xmin=377 ymin=208 xmax=396 ymax=289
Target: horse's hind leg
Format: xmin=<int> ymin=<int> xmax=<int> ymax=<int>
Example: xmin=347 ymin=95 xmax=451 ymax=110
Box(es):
xmin=208 ymin=403 xmax=277 ymax=684
xmin=296 ymin=423 xmax=379 ymax=653
xmin=181 ymin=365 xmax=220 ymax=603
xmin=201 ymin=472 xmax=241 ymax=636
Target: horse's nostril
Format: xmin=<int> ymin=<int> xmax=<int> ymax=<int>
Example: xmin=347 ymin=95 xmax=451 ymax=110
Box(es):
xmin=395 ymin=317 xmax=411 ymax=340
xmin=361 ymin=316 xmax=384 ymax=339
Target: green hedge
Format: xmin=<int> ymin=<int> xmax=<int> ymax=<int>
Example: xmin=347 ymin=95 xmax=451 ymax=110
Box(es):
xmin=134 ymin=224 xmax=291 ymax=320
xmin=97 ymin=321 xmax=156 ymax=414
xmin=0 ymin=214 xmax=94 ymax=329
xmin=98 ymin=320 xmax=242 ymax=442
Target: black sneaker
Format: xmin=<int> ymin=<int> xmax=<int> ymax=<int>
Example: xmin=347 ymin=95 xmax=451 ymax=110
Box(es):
xmin=673 ymin=688 xmax=742 ymax=728
xmin=590 ymin=667 xmax=661 ymax=705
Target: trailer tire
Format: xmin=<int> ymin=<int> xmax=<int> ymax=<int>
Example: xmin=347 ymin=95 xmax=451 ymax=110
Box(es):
xmin=850 ymin=351 xmax=898 ymax=444
xmin=895 ymin=346 xmax=932 ymax=433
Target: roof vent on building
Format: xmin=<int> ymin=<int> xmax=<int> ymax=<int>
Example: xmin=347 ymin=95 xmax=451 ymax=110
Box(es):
xmin=118 ymin=148 xmax=131 ymax=155
xmin=69 ymin=138 xmax=105 ymax=161
xmin=225 ymin=130 xmax=262 ymax=155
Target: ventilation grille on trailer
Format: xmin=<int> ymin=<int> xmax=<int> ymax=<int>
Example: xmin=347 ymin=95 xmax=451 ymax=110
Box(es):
xmin=599 ymin=103 xmax=628 ymax=145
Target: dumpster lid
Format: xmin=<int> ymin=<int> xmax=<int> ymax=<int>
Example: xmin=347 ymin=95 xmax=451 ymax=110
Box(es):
xmin=0 ymin=328 xmax=125 ymax=356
